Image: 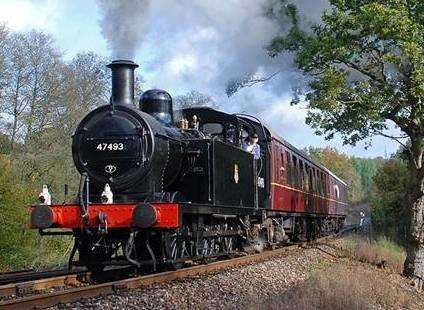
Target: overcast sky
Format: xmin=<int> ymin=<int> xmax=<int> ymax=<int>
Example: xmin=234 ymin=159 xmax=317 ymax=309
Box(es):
xmin=0 ymin=0 xmax=402 ymax=158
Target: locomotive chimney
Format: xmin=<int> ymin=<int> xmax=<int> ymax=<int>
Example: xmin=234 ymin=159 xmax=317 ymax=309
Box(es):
xmin=107 ymin=60 xmax=139 ymax=106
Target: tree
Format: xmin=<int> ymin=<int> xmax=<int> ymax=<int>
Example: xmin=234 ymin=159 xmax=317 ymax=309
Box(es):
xmin=0 ymin=27 xmax=110 ymax=270
xmin=17 ymin=52 xmax=110 ymax=197
xmin=0 ymin=24 xmax=8 ymax=103
xmin=174 ymin=90 xmax=218 ymax=109
xmin=0 ymin=30 xmax=110 ymax=197
xmin=267 ymin=0 xmax=424 ymax=287
xmin=307 ymin=147 xmax=364 ymax=203
xmin=1 ymin=30 xmax=64 ymax=152
xmin=62 ymin=52 xmax=109 ymax=134
xmin=351 ymin=156 xmax=385 ymax=197
xmin=372 ymin=156 xmax=411 ymax=242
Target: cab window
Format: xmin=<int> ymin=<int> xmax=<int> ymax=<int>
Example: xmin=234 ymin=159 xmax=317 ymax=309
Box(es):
xmin=202 ymin=123 xmax=223 ymax=136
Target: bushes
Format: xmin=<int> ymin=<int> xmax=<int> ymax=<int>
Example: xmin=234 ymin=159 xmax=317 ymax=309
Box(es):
xmin=341 ymin=237 xmax=406 ymax=274
xmin=0 ymin=155 xmax=71 ymax=271
xmin=307 ymin=147 xmax=364 ymax=203
xmin=306 ymin=147 xmax=383 ymax=204
xmin=261 ymin=264 xmax=413 ymax=310
xmin=371 ymin=158 xmax=411 ymax=243
xmin=259 ymin=238 xmax=409 ymax=309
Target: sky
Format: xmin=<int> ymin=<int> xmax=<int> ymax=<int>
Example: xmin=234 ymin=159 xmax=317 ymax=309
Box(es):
xmin=0 ymin=0 xmax=402 ymax=158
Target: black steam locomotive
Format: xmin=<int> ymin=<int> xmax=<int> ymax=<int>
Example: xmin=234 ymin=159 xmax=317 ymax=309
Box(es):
xmin=31 ymin=60 xmax=347 ymax=272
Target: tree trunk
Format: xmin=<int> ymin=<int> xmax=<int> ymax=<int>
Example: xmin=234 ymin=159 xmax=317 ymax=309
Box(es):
xmin=10 ymin=75 xmax=21 ymax=153
xmin=25 ymin=69 xmax=38 ymax=145
xmin=403 ymin=162 xmax=424 ymax=290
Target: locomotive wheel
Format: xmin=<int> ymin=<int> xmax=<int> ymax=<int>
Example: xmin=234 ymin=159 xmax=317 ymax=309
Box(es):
xmin=199 ymin=238 xmax=218 ymax=258
xmin=252 ymin=233 xmax=266 ymax=253
xmin=242 ymin=224 xmax=267 ymax=254
xmin=223 ymin=236 xmax=236 ymax=253
xmin=163 ymin=231 xmax=188 ymax=270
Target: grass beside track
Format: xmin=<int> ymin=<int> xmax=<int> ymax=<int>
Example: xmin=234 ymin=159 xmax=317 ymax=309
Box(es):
xmin=260 ymin=263 xmax=415 ymax=310
xmin=340 ymin=236 xmax=406 ymax=273
xmin=256 ymin=237 xmax=416 ymax=310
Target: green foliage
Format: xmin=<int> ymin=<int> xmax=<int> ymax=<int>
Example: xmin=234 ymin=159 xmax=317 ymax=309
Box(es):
xmin=307 ymin=146 xmax=410 ymax=242
xmin=307 ymin=147 xmax=364 ymax=202
xmin=0 ymin=133 xmax=11 ymax=154
xmin=0 ymin=27 xmax=109 ymax=271
xmin=371 ymin=156 xmax=411 ymax=242
xmin=0 ymin=155 xmax=71 ymax=271
xmin=269 ymin=1 xmax=424 ymax=275
xmin=268 ymin=0 xmax=423 ymax=155
xmin=306 ymin=147 xmax=382 ymax=203
xmin=351 ymin=156 xmax=385 ymax=198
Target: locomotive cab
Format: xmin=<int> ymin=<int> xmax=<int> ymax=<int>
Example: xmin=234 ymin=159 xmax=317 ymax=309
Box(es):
xmin=170 ymin=107 xmax=271 ymax=209
xmin=178 ymin=107 xmax=241 ymax=146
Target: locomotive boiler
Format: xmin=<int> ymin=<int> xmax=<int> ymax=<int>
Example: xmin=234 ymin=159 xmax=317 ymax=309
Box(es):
xmin=72 ymin=60 xmax=188 ymax=201
xmin=30 ymin=60 xmax=348 ymax=272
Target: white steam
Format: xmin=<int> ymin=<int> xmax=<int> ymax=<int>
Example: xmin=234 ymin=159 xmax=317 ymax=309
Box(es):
xmin=94 ymin=0 xmax=397 ymax=156
xmin=97 ymin=0 xmax=151 ymax=59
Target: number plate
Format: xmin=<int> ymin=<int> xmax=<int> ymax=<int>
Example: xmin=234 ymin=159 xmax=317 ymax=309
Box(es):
xmin=95 ymin=142 xmax=125 ymax=151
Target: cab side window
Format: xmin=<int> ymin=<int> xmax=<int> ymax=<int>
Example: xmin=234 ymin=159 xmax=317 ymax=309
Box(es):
xmin=225 ymin=124 xmax=237 ymax=145
xmin=202 ymin=123 xmax=223 ymax=139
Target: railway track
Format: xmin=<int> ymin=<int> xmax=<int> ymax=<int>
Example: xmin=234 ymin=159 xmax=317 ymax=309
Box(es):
xmin=0 ymin=268 xmax=87 ymax=286
xmin=0 ymin=231 xmax=355 ymax=310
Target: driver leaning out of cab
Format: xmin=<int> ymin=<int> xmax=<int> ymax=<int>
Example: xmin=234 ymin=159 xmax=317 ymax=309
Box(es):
xmin=242 ymin=133 xmax=261 ymax=159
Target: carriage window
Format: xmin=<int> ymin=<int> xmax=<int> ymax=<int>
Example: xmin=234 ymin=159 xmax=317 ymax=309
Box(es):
xmin=322 ymin=174 xmax=326 ymax=196
xmin=292 ymin=155 xmax=298 ymax=188
xmin=316 ymin=171 xmax=320 ymax=195
xmin=280 ymin=152 xmax=285 ymax=182
xmin=304 ymin=164 xmax=309 ymax=191
xmin=327 ymin=175 xmax=330 ymax=197
xmin=317 ymin=171 xmax=321 ymax=194
xmin=299 ymin=160 xmax=304 ymax=189
xmin=323 ymin=173 xmax=327 ymax=196
xmin=202 ymin=123 xmax=223 ymax=135
xmin=317 ymin=171 xmax=321 ymax=195
xmin=287 ymin=152 xmax=293 ymax=186
xmin=334 ymin=184 xmax=340 ymax=199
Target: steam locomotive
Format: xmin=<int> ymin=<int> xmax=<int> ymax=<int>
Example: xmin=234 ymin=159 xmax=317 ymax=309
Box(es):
xmin=30 ymin=60 xmax=347 ymax=272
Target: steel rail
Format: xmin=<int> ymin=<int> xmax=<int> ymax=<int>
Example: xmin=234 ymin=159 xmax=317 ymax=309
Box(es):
xmin=0 ymin=231 xmax=356 ymax=310
xmin=0 ymin=272 xmax=89 ymax=299
xmin=0 ymin=268 xmax=81 ymax=286
xmin=0 ymin=245 xmax=302 ymax=309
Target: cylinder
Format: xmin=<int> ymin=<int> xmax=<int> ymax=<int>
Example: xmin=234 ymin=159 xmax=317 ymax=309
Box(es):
xmin=107 ymin=60 xmax=139 ymax=106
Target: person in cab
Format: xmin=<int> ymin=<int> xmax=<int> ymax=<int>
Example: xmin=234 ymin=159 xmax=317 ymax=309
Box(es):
xmin=243 ymin=133 xmax=261 ymax=160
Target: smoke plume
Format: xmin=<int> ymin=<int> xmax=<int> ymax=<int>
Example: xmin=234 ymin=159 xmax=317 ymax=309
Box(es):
xmin=95 ymin=0 xmax=397 ymax=156
xmin=97 ymin=0 xmax=151 ymax=59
